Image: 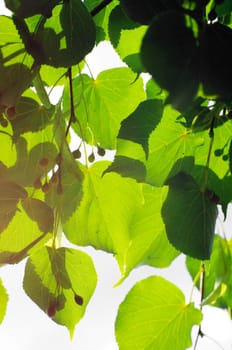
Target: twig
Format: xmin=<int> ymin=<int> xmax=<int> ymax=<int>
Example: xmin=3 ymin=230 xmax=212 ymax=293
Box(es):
xmin=193 ymin=263 xmax=205 ymax=350
xmin=90 ymin=0 xmax=114 ymax=17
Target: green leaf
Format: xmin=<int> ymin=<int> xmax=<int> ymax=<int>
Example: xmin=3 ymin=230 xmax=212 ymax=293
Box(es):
xmin=0 ymin=200 xmax=51 ymax=263
xmin=141 ymin=11 xmax=199 ymax=110
xmin=103 ymin=155 xmax=146 ymax=182
xmin=146 ymin=105 xmax=200 ymax=186
xmin=59 ymin=0 xmax=96 ymax=66
xmin=62 ymin=68 xmax=146 ymax=149
xmin=23 ymin=246 xmax=97 ymax=336
xmin=21 ymin=197 xmax=54 ymax=233
xmin=63 ymin=161 xmax=143 ymax=253
xmin=9 ymin=141 xmax=58 ymax=187
xmin=0 ymin=63 xmax=34 ymax=108
xmin=118 ymin=184 xmax=179 ymax=277
xmin=186 ymin=236 xmax=229 ymax=300
xmin=0 ymin=279 xmax=8 ymax=324
xmin=118 ymin=99 xmax=163 ymax=158
xmin=115 ymin=276 xmax=202 ymax=350
xmin=162 ymin=172 xmax=218 ymax=259
xmin=10 ymin=96 xmax=54 ymax=137
xmin=0 ymin=15 xmax=26 ymax=65
xmin=5 ymin=0 xmax=60 ymax=18
xmin=64 ymin=163 xmax=178 ymax=276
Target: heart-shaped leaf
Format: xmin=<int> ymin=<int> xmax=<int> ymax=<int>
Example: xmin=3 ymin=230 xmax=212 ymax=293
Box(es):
xmin=116 ymin=276 xmax=202 ymax=350
xmin=162 ymin=172 xmax=218 ymax=259
xmin=23 ymin=246 xmax=97 ymax=336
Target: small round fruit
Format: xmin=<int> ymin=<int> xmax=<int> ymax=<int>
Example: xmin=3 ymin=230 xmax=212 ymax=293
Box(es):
xmin=97 ymin=146 xmax=106 ymax=157
xmin=74 ymin=294 xmax=84 ymax=306
xmin=88 ymin=152 xmax=95 ymax=163
xmin=47 ymin=303 xmax=57 ymax=318
xmin=0 ymin=117 xmax=8 ymax=128
xmin=5 ymin=106 xmax=16 ymax=120
xmin=214 ymin=149 xmax=223 ymax=156
xmin=72 ymin=149 xmax=82 ymax=159
xmin=41 ymin=182 xmax=51 ymax=193
xmin=39 ymin=157 xmax=49 ymax=168
xmin=33 ymin=177 xmax=42 ymax=189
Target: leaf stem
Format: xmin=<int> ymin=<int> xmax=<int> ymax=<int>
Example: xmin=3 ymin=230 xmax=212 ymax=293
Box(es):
xmin=90 ymin=0 xmax=114 ymax=17
xmin=33 ymin=73 xmax=52 ymax=109
xmin=193 ymin=262 xmax=205 ymax=350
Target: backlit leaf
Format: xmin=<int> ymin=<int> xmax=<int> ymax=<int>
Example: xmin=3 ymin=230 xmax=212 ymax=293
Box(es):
xmin=22 ymin=197 xmax=54 ymax=233
xmin=23 ymin=246 xmax=97 ymax=336
xmin=116 ymin=276 xmax=202 ymax=350
xmin=0 ymin=279 xmax=8 ymax=324
xmin=62 ymin=68 xmax=146 ymax=149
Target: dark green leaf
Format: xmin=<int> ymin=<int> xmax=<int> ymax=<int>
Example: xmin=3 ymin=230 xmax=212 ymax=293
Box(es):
xmin=141 ymin=11 xmax=199 ymax=110
xmin=103 ymin=155 xmax=146 ymax=182
xmin=119 ymin=99 xmax=163 ymax=158
xmin=162 ymin=172 xmax=218 ymax=259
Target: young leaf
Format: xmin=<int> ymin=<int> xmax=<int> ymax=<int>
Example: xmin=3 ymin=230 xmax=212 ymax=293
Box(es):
xmin=0 ymin=279 xmax=8 ymax=324
xmin=23 ymin=246 xmax=97 ymax=336
xmin=115 ymin=276 xmax=202 ymax=350
xmin=162 ymin=172 xmax=218 ymax=259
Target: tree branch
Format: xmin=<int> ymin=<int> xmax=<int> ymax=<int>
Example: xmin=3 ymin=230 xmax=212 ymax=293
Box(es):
xmin=90 ymin=0 xmax=114 ymax=17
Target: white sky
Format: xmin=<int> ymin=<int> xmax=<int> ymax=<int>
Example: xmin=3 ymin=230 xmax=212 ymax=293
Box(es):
xmin=0 ymin=1 xmax=232 ymax=349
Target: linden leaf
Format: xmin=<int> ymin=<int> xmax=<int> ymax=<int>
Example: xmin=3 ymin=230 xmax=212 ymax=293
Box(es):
xmin=116 ymin=276 xmax=202 ymax=350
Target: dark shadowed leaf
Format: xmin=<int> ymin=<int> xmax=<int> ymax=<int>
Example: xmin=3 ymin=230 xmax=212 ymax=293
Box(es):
xmin=22 ymin=197 xmax=54 ymax=233
xmin=118 ymin=99 xmax=163 ymax=158
xmin=103 ymin=155 xmax=146 ymax=182
xmin=162 ymin=172 xmax=218 ymax=259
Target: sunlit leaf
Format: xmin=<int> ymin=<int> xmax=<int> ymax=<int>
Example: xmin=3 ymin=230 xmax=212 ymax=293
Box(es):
xmin=62 ymin=68 xmax=146 ymax=149
xmin=0 ymin=279 xmax=8 ymax=324
xmin=162 ymin=172 xmax=218 ymax=259
xmin=116 ymin=276 xmax=202 ymax=350
xmin=23 ymin=246 xmax=97 ymax=336
xmin=146 ymin=105 xmax=200 ymax=186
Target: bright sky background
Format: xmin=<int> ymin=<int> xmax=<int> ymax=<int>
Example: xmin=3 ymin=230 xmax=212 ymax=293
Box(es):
xmin=0 ymin=2 xmax=232 ymax=349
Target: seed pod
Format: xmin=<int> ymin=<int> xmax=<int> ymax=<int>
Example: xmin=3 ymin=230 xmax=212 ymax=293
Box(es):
xmin=39 ymin=157 xmax=49 ymax=168
xmin=97 ymin=146 xmax=106 ymax=157
xmin=74 ymin=294 xmax=84 ymax=306
xmin=33 ymin=177 xmax=42 ymax=189
xmin=41 ymin=181 xmax=51 ymax=193
xmin=72 ymin=149 xmax=82 ymax=159
xmin=88 ymin=152 xmax=95 ymax=163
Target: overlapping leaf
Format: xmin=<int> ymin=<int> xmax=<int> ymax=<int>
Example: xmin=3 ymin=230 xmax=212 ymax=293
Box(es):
xmin=146 ymin=105 xmax=202 ymax=186
xmin=64 ymin=162 xmax=178 ymax=277
xmin=162 ymin=172 xmax=218 ymax=259
xmin=23 ymin=246 xmax=97 ymax=336
xmin=62 ymin=68 xmax=146 ymax=149
xmin=116 ymin=276 xmax=202 ymax=350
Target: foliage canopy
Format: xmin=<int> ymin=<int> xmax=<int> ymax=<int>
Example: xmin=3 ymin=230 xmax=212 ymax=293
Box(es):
xmin=0 ymin=0 xmax=232 ymax=348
